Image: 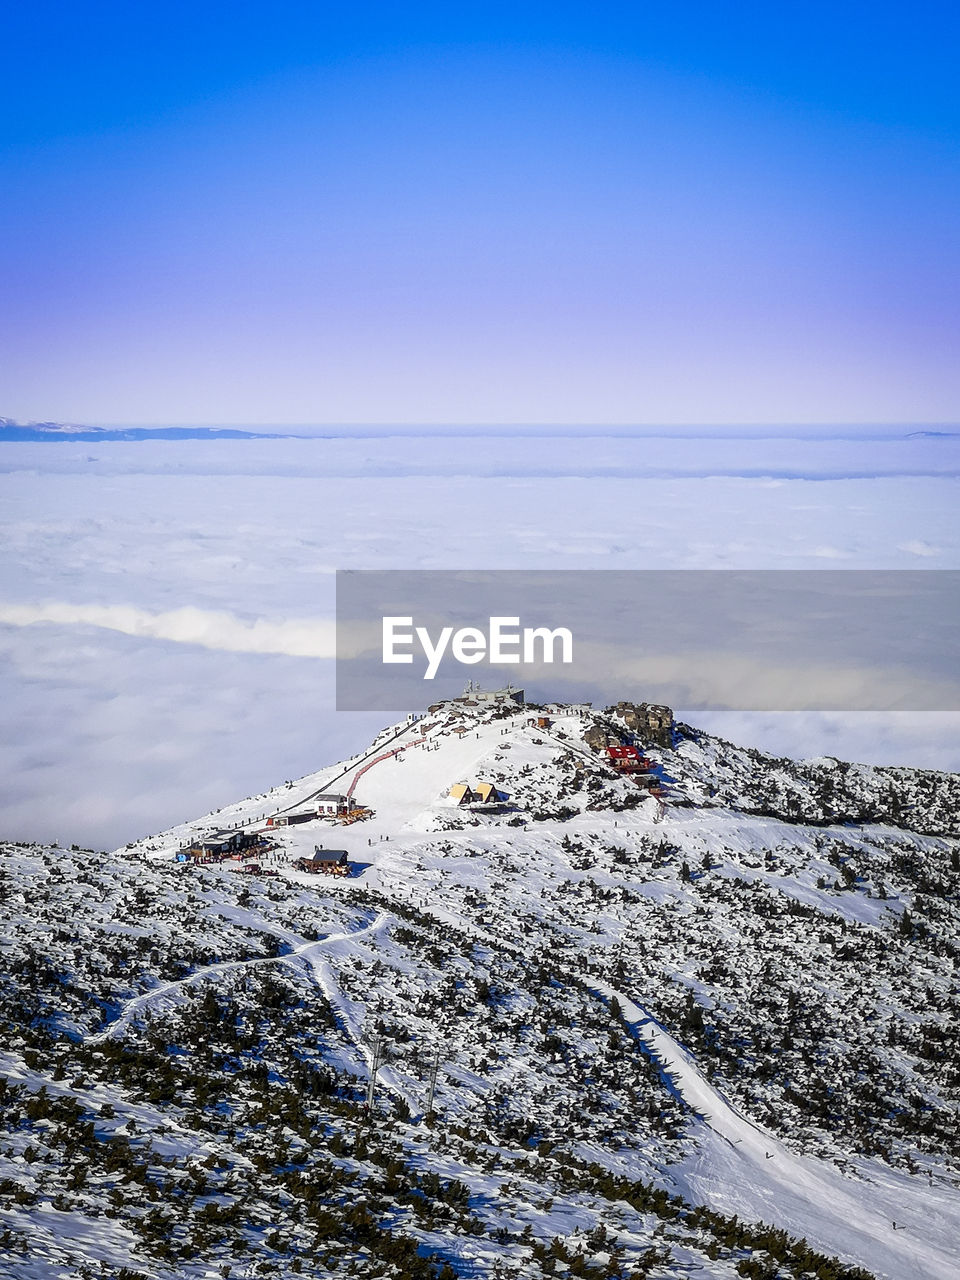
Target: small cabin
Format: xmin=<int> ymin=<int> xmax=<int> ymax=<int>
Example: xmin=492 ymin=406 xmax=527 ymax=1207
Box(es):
xmin=267 ymin=810 xmax=317 ymax=828
xmin=461 ymin=684 xmax=524 ymax=706
xmin=473 ymin=782 xmax=501 ymax=805
xmin=449 ymin=782 xmax=476 ymax=805
xmin=297 ymin=849 xmax=351 ymax=876
xmin=177 ymin=828 xmax=261 ymax=863
xmin=527 ymin=715 xmax=552 ymax=730
xmin=208 ymin=828 xmax=246 ymax=851
xmin=314 ymin=793 xmax=355 ymax=816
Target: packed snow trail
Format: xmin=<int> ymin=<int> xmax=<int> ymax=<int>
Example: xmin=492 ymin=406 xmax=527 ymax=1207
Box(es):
xmin=345 ymin=736 xmax=428 ymax=797
xmin=305 ymin=952 xmax=421 ymax=1117
xmin=272 ymin=719 xmax=425 ymax=817
xmin=371 ymin=873 xmax=960 ymax=1280
xmin=87 ymin=912 xmax=391 ymax=1044
xmin=592 ymin=980 xmax=958 ymax=1280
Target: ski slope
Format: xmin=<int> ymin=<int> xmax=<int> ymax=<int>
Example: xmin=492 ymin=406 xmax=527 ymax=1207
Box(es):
xmin=596 ymin=982 xmax=959 ymax=1280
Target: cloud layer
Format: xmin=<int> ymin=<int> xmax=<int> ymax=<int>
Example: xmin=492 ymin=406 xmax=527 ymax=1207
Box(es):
xmin=1 ymin=435 xmax=958 ymax=848
xmin=0 ymin=603 xmax=335 ymax=659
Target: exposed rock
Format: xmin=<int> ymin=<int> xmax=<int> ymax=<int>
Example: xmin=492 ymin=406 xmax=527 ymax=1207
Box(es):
xmin=606 ymin=701 xmax=674 ymax=748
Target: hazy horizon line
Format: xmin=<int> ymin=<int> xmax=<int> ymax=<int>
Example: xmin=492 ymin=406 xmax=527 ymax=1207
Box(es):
xmin=4 ymin=418 xmax=959 ymax=442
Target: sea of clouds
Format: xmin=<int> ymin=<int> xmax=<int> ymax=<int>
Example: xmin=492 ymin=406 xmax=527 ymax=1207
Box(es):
xmin=1 ymin=428 xmax=957 ymax=848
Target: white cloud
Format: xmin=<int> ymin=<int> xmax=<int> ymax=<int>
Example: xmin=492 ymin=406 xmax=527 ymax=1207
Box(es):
xmin=0 ymin=602 xmax=336 ymax=659
xmin=689 ymin=710 xmax=960 ymax=773
xmin=897 ymin=539 xmax=941 ymax=557
xmin=809 ymin=545 xmax=851 ymax=559
xmin=556 ymin=641 xmax=960 ymax=712
xmin=0 ymin=624 xmax=381 ymax=849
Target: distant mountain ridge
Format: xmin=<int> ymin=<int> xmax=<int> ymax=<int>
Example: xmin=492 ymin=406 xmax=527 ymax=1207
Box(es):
xmin=0 ymin=417 xmax=280 ymax=442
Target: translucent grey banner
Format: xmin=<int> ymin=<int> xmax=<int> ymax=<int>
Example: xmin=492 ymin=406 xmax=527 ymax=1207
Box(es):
xmin=335 ymin=570 xmax=960 ymax=712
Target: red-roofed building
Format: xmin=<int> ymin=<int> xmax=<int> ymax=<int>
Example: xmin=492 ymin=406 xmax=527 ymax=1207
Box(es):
xmin=606 ymin=745 xmax=653 ymax=774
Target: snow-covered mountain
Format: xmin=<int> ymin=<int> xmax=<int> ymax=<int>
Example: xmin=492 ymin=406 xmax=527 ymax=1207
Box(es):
xmin=2 ymin=694 xmax=959 ymax=1280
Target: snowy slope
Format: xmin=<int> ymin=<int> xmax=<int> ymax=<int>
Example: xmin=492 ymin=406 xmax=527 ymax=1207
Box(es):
xmin=597 ymin=984 xmax=959 ymax=1280
xmin=3 ymin=694 xmax=959 ymax=1279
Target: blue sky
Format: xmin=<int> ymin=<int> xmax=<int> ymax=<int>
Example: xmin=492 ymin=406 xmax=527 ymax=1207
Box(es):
xmin=2 ymin=2 xmax=958 ymax=424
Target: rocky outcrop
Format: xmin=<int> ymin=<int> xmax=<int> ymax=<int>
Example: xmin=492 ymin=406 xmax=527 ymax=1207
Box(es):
xmin=605 ymin=701 xmax=674 ymax=748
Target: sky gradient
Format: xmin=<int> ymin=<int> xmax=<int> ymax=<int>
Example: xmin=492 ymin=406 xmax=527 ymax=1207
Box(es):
xmin=2 ymin=2 xmax=959 ymax=425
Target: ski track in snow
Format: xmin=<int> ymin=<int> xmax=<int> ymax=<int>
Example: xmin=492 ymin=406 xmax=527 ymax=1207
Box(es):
xmin=306 ymin=952 xmax=421 ymax=1116
xmin=86 ymin=912 xmax=392 ymax=1045
xmin=411 ymin=881 xmax=960 ymax=1280
xmin=591 ymin=980 xmax=957 ymax=1280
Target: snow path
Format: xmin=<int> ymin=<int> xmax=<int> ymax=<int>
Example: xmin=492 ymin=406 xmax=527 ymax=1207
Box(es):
xmin=305 ymin=952 xmax=421 ymax=1116
xmin=273 ymin=718 xmax=422 ymax=816
xmin=369 ymin=855 xmax=960 ymax=1280
xmin=592 ymin=980 xmax=960 ymax=1280
xmin=87 ymin=912 xmax=392 ymax=1044
xmin=345 ymin=736 xmax=429 ymax=797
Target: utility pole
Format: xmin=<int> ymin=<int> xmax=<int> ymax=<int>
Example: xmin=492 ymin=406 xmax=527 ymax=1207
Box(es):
xmin=365 ymin=1033 xmax=390 ymax=1109
xmin=425 ymin=1047 xmax=442 ymax=1116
